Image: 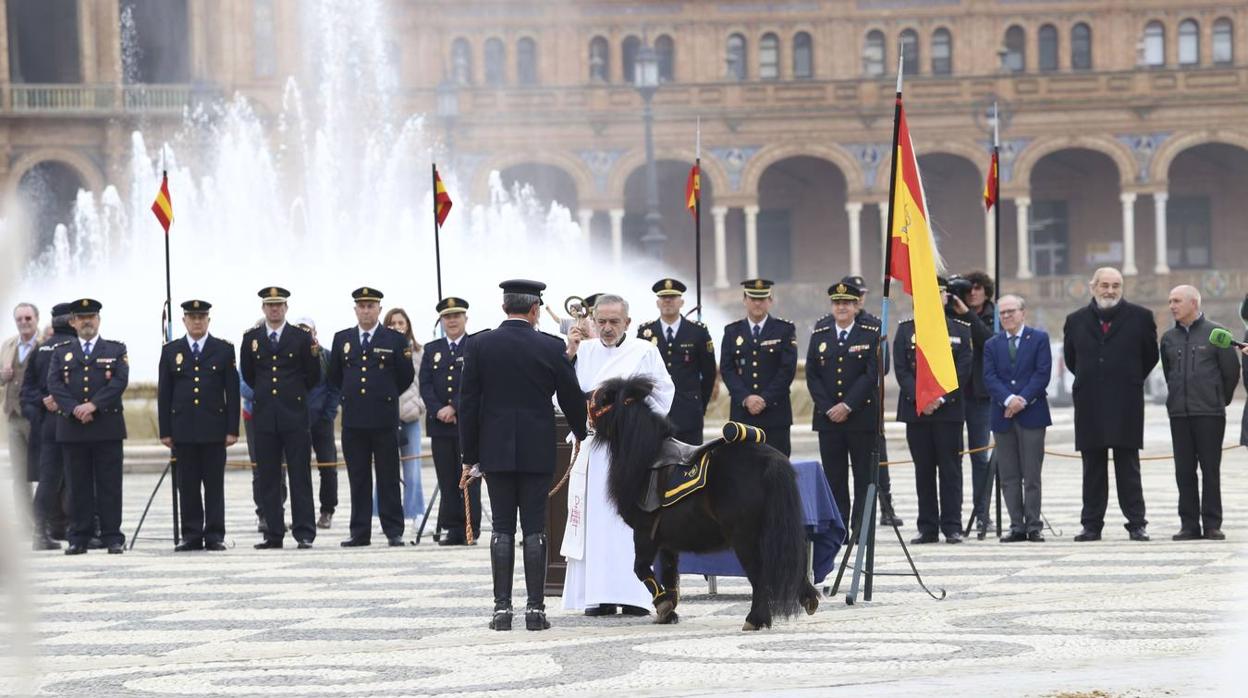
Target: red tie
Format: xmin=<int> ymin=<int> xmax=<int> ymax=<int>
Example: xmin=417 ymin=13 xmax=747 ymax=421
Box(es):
xmin=1100 ymin=320 xmax=1110 ymax=335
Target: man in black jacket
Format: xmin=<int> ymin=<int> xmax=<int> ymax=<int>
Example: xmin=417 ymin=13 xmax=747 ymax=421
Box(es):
xmin=1063 ymin=267 xmax=1159 ymax=542
xmin=327 ymin=287 xmax=416 ymax=548
xmin=719 ymin=279 xmax=798 ymax=456
xmin=241 ymin=287 xmax=322 ymax=549
xmin=953 ymin=272 xmax=997 ymax=535
xmin=157 ymin=300 xmax=241 ymax=552
xmin=22 ymin=302 xmax=75 ymax=550
xmin=636 ymin=278 xmax=717 ymax=444
xmin=459 ymin=279 xmax=588 ymax=632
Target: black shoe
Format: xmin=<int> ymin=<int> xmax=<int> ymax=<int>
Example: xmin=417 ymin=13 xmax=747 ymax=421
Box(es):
xmin=254 ymin=539 xmax=283 ymax=549
xmin=584 ymin=604 xmax=618 ymax=617
xmin=205 ymin=541 xmax=227 ymax=551
xmin=878 ymin=494 xmax=903 ymax=527
xmin=909 ymin=533 xmax=939 ymax=544
xmin=1001 ymin=531 xmax=1028 ymax=543
xmin=107 ymin=545 xmax=124 ymax=554
xmin=944 ymin=532 xmax=964 ymax=544
xmin=64 ymin=544 xmax=87 ymax=555
xmin=1204 ymin=529 xmax=1225 ymax=541
xmin=174 ymin=541 xmax=203 ymax=552
xmin=439 ymin=531 xmax=466 ymax=546
xmin=620 ymin=605 xmax=650 ymax=617
xmin=296 ymin=539 xmax=313 ymax=549
xmin=316 ymin=512 xmax=333 ymax=529
xmin=33 ymin=536 xmax=61 ymax=551
xmin=87 ymin=537 xmax=105 ymax=550
xmin=1027 ymin=531 xmax=1045 ymax=542
xmin=1073 ymin=529 xmax=1101 ymax=542
xmin=1128 ymin=527 xmax=1150 ymax=542
xmin=1172 ymin=529 xmax=1202 ymax=541
xmin=387 ymin=537 xmax=405 ymax=547
xmin=340 ymin=538 xmax=370 ymax=547
xmin=490 ymin=532 xmax=515 ymax=630
xmin=489 ymin=609 xmax=513 ymax=631
xmin=526 ymin=606 xmax=551 ymax=631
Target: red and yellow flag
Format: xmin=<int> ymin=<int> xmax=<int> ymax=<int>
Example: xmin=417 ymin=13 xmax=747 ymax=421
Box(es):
xmin=685 ymin=163 xmax=700 ymax=218
xmin=151 ymin=171 xmax=173 ymax=234
xmin=888 ymin=98 xmax=958 ymax=413
xmin=983 ymin=151 xmax=998 ymax=211
xmin=433 ymin=166 xmax=453 ymax=228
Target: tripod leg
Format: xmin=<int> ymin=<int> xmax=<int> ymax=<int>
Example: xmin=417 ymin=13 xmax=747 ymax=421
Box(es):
xmin=891 ymin=524 xmax=947 ymax=601
xmin=994 ymin=459 xmax=1003 ymax=538
xmin=846 ymin=483 xmax=877 ymax=605
xmin=829 ymin=533 xmax=856 ymax=596
xmin=414 ymin=489 xmax=439 ymax=544
xmin=129 ymin=462 xmax=171 ymax=551
xmin=170 ymin=455 xmax=180 ymax=545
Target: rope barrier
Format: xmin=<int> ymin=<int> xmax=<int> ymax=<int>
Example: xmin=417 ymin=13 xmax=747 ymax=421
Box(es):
xmin=225 ymin=450 xmax=433 ymax=469
xmin=878 ymin=442 xmax=1245 ymax=467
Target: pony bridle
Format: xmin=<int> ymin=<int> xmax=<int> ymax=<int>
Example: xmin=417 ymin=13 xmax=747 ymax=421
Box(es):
xmin=587 ymin=388 xmax=633 ymax=429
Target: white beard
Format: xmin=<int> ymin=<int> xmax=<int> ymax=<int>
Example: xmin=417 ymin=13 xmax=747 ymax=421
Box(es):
xmin=1095 ymin=296 xmax=1122 ymax=310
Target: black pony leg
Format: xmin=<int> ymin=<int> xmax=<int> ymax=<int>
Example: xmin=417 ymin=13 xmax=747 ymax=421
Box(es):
xmin=655 ymin=548 xmax=681 ymax=624
xmin=733 ymin=538 xmax=771 ymax=631
xmin=632 ymin=527 xmax=676 ymax=624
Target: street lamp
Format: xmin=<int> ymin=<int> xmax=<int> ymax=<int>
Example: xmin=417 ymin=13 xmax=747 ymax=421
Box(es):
xmin=634 ymin=40 xmax=666 ymax=260
xmin=436 ymin=79 xmax=460 ymax=165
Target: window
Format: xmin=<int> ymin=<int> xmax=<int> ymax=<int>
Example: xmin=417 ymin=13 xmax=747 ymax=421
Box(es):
xmin=516 ymin=37 xmax=537 ymax=84
xmin=864 ymin=30 xmax=885 ymax=77
xmin=622 ymin=35 xmax=640 ymax=83
xmin=1004 ymin=25 xmax=1026 ymax=72
xmin=1167 ymin=196 xmax=1212 ymax=268
xmin=589 ymin=37 xmax=609 ymax=82
xmin=793 ymin=32 xmax=813 ymax=79
xmin=451 ymin=38 xmax=473 ymax=85
xmin=1029 ymin=200 xmax=1070 ymax=277
xmin=1071 ymin=23 xmax=1092 ymax=71
xmin=931 ymin=28 xmax=952 ymax=75
xmin=1179 ymin=19 xmax=1200 ymax=65
xmin=759 ymin=33 xmax=779 ymax=79
xmin=900 ymin=29 xmax=919 ymax=75
xmin=253 ymin=0 xmax=276 ymax=78
xmin=484 ymin=37 xmax=505 ymax=85
xmin=656 ymin=34 xmax=674 ymax=82
xmin=1213 ymin=18 xmax=1234 ymax=65
xmin=758 ymin=210 xmax=793 ymax=282
xmin=1038 ymin=24 xmax=1058 ymax=71
xmin=727 ymin=33 xmax=747 ymax=80
xmin=1143 ymin=21 xmax=1165 ymax=67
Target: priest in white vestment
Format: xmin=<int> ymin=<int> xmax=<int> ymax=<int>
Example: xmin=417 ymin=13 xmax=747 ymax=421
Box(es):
xmin=561 ymin=294 xmax=675 ymax=615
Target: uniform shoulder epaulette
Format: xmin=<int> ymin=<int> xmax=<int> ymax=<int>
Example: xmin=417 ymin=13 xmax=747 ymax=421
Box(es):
xmin=953 ymin=318 xmax=972 ymax=327
xmin=899 ymin=317 xmax=914 ymax=324
xmin=692 ymin=318 xmax=706 ymax=328
xmin=104 ymin=339 xmax=127 ymax=348
xmin=775 ymin=316 xmax=795 ymax=326
xmin=538 ymin=330 xmax=564 ymax=343
xmin=860 ymin=324 xmax=880 ymax=333
xmin=217 ymin=336 xmax=234 ymax=345
xmin=811 ymin=325 xmax=831 ymax=335
xmin=49 ymin=339 xmax=73 ymax=349
xmin=468 ymin=328 xmax=491 ymax=337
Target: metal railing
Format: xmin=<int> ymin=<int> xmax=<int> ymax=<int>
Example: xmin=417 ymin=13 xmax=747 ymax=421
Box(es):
xmin=6 ymin=83 xmax=207 ymax=114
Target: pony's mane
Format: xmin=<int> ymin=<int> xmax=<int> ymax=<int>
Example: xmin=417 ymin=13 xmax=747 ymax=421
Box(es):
xmin=593 ymin=375 xmax=671 ymax=516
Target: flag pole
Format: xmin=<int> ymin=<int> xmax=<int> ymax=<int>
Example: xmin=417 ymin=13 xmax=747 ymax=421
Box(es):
xmin=991 ymin=101 xmax=1004 ymax=539
xmin=432 ymin=163 xmax=444 ymax=301
xmin=694 ymin=117 xmax=703 ymax=321
xmin=160 ymin=167 xmax=179 ymax=546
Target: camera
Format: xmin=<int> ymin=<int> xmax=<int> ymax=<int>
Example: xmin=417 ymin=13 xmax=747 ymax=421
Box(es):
xmin=946 ymin=275 xmax=973 ymax=301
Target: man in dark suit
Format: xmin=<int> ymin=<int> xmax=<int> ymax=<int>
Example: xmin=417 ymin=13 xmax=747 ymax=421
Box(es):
xmin=983 ymin=294 xmax=1052 ymax=542
xmin=807 ymin=281 xmax=880 ymax=533
xmin=419 ymin=296 xmax=481 ymax=546
xmin=719 ymin=279 xmax=798 ymax=456
xmin=636 ymin=278 xmax=717 ymax=444
xmin=157 ymin=300 xmax=241 ymax=552
xmin=1062 ymin=267 xmax=1159 ymax=542
xmin=326 ymin=287 xmax=415 ymax=548
xmin=47 ymin=299 xmax=129 ymax=555
xmin=895 ymin=279 xmax=974 ymax=544
xmin=22 ymin=302 xmax=75 ymax=550
xmin=241 ymin=287 xmax=322 ymax=549
xmin=459 ymin=279 xmax=588 ymax=632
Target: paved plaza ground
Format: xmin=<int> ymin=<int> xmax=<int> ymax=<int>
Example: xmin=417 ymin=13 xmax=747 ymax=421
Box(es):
xmin=2 ymin=403 xmax=1246 ymax=696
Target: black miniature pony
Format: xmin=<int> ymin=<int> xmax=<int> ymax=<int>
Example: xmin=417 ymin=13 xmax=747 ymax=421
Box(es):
xmin=590 ymin=375 xmax=819 ymax=631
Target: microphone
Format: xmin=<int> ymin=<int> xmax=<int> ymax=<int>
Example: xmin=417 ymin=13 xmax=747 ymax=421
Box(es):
xmin=1208 ymin=327 xmax=1246 ymax=350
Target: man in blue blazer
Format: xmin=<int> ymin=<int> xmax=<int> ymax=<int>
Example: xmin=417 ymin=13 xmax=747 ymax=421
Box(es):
xmin=983 ymin=294 xmax=1052 ymax=542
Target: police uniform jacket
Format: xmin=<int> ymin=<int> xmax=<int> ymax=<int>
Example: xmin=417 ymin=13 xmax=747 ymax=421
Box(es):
xmin=893 ymin=318 xmax=973 ymax=424
xmin=806 ymin=318 xmax=880 ymax=432
xmin=47 ymin=338 xmax=129 ymax=442
xmin=719 ymin=317 xmax=798 ymax=428
xmin=419 ymin=334 xmax=469 ymax=438
xmin=240 ymin=324 xmax=321 ymax=433
xmin=458 ymin=319 xmax=588 ymax=474
xmin=157 ymin=335 xmax=241 ymax=443
xmin=326 ymin=325 xmax=415 ymax=430
xmin=636 ymin=318 xmax=716 ymax=432
xmin=21 ymin=326 xmax=75 ymax=424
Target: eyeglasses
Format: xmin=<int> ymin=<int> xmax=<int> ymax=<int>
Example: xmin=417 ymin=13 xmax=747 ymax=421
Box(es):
xmin=999 ymin=309 xmax=1021 ymax=316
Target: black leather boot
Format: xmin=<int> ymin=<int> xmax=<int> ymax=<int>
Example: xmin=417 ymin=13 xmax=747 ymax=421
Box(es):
xmin=879 ymin=493 xmax=903 ymax=527
xmin=522 ymin=532 xmax=551 ymax=631
xmin=489 ymin=533 xmax=514 ymax=631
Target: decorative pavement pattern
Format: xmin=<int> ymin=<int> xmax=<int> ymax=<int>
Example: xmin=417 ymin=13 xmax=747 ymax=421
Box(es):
xmin=3 ymin=405 xmax=1246 ymax=696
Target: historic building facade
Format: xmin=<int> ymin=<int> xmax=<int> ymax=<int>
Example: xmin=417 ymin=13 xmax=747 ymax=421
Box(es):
xmin=4 ymin=0 xmax=1247 ymax=330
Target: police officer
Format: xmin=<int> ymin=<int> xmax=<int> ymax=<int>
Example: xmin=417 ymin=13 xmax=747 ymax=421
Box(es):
xmin=636 ymin=278 xmax=717 ymax=444
xmin=419 ymin=296 xmax=481 ymax=546
xmin=241 ymin=287 xmax=321 ymax=549
xmin=459 ymin=279 xmax=587 ymax=632
xmin=48 ymin=299 xmax=129 ymax=555
xmin=840 ymin=274 xmax=903 ymax=527
xmin=297 ymin=319 xmax=340 ymax=530
xmin=157 ymin=300 xmax=240 ymax=552
xmin=719 ymin=279 xmax=798 ymax=456
xmin=22 ymin=302 xmax=75 ymax=550
xmin=895 ymin=278 xmax=974 ymax=544
xmin=807 ymin=281 xmax=880 ymax=533
xmin=325 ymin=287 xmax=414 ymax=547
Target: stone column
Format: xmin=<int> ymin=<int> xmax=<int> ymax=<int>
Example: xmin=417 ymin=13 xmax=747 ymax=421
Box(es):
xmin=1152 ymin=192 xmax=1169 ymax=275
xmin=878 ymin=202 xmax=889 ymax=261
xmin=608 ymin=208 xmax=625 ymax=268
xmin=712 ymin=205 xmax=729 ymax=288
xmin=743 ymin=204 xmax=760 ymax=280
xmin=1015 ymin=197 xmax=1033 ymax=280
xmin=984 ymin=206 xmax=995 ymax=273
xmin=577 ymin=208 xmax=594 ymax=255
xmin=77 ymin=0 xmax=97 ymax=83
xmin=845 ymin=201 xmax=864 ymax=278
xmin=1120 ymin=192 xmax=1138 ymax=276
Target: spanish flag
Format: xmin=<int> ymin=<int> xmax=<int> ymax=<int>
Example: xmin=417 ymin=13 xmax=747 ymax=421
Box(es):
xmin=685 ymin=163 xmax=700 ymax=218
xmin=888 ymin=97 xmax=958 ymax=413
xmin=151 ymin=170 xmax=173 ymax=234
xmin=433 ymin=165 xmax=453 ymax=228
xmin=983 ymin=151 xmax=998 ymax=211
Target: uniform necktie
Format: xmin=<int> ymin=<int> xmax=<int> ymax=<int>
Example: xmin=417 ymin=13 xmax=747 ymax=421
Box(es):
xmin=83 ymin=341 xmax=92 ymax=357
xmin=269 ymin=331 xmax=278 ymax=350
xmin=192 ymin=341 xmax=201 ymax=360
xmin=752 ymin=324 xmax=761 ymax=342
xmin=666 ymin=327 xmax=675 ymax=344
xmin=448 ymin=340 xmax=457 ymax=357
xmin=838 ymin=329 xmax=848 ymax=344
xmin=1009 ymin=335 xmax=1019 ymax=362
xmin=361 ymin=331 xmax=372 ymax=353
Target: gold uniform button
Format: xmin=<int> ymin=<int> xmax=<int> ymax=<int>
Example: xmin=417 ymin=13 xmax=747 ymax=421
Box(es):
xmin=271 ymin=389 xmax=278 ymax=395
xmin=838 ymin=357 xmax=844 ymax=362
xmin=837 ymin=380 xmax=843 ymax=385
xmin=82 ymin=387 xmax=89 ymax=393
xmin=360 ymin=388 xmax=366 ymax=395
xmin=272 ymin=377 xmax=278 ymax=383
xmin=194 ymin=399 xmax=200 ymax=405
xmin=360 ymin=377 xmax=367 ymax=383
xmin=447 ymin=387 xmax=453 ymax=393
xmin=362 ymin=366 xmax=368 ymax=372
xmin=272 ymin=366 xmax=277 ymax=372
xmin=752 ymin=373 xmax=758 ymax=378
xmin=193 ymin=388 xmax=200 ymax=394
xmin=448 ymin=376 xmax=454 ymax=382
xmin=194 ymin=377 xmax=200 ymax=383
xmin=752 ymin=361 xmax=758 ymax=366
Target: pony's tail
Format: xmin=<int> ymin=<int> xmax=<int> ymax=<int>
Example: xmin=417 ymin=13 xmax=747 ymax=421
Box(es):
xmin=759 ymin=459 xmax=807 ymax=618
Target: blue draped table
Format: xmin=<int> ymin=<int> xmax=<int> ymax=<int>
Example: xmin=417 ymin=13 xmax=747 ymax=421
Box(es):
xmin=677 ymin=460 xmax=847 ymax=584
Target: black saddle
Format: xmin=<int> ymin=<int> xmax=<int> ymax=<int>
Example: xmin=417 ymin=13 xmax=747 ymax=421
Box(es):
xmin=638 ymin=422 xmax=767 ymax=512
